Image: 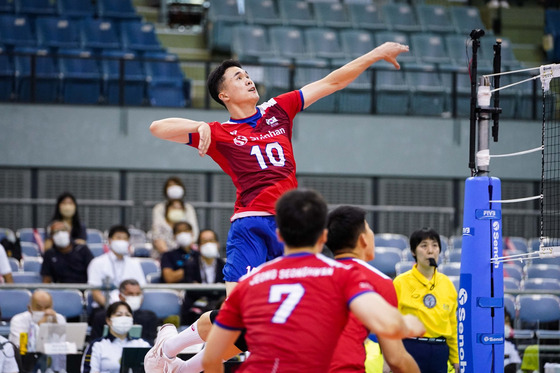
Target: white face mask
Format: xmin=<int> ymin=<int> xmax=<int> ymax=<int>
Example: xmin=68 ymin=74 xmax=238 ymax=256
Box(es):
xmin=110 ymin=316 xmax=133 ymax=335
xmin=200 ymin=242 xmax=220 ymax=259
xmin=52 ymin=231 xmax=70 ymax=248
xmin=504 ymin=324 xmax=512 ymax=338
xmin=111 ymin=240 xmax=130 ymax=256
xmin=167 ymin=209 xmax=186 ymax=223
xmin=176 ymin=232 xmax=193 ymax=248
xmin=124 ymin=295 xmax=143 ymax=312
xmin=31 ymin=311 xmax=45 ymax=324
xmin=166 ymin=185 xmax=185 ymax=199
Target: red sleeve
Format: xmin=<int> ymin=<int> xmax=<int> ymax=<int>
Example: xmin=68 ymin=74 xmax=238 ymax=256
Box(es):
xmin=378 ymin=279 xmax=399 ymax=307
xmin=186 ymin=121 xmax=221 ymax=150
xmin=342 ymin=266 xmax=375 ymax=306
xmin=274 ymin=90 xmax=304 ymax=120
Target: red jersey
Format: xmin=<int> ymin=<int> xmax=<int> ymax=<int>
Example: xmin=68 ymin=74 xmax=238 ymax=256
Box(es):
xmin=188 ymin=91 xmax=303 ymax=220
xmin=329 ymin=258 xmax=398 ymax=373
xmin=215 ymin=252 xmax=375 ymax=373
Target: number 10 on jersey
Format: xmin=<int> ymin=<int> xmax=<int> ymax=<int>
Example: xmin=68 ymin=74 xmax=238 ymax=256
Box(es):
xmin=250 ymin=142 xmax=286 ymax=169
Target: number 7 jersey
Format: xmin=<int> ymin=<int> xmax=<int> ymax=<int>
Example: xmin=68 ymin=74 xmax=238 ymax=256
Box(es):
xmin=188 ymin=91 xmax=303 ymax=220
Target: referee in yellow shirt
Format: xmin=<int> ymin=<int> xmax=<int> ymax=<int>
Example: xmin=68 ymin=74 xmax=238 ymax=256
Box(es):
xmin=393 ymin=228 xmax=459 ymax=373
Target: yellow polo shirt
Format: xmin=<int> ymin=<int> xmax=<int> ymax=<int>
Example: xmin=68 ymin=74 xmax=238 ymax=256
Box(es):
xmin=393 ymin=264 xmax=459 ymax=364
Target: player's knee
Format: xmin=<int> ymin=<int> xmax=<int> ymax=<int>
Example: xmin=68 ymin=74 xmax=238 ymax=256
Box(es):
xmin=198 ymin=310 xmax=215 ymax=340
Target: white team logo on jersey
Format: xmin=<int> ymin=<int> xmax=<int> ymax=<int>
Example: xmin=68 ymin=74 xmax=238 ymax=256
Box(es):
xmin=234 ymin=135 xmax=248 ymax=146
xmin=230 ymin=130 xmax=238 ymax=135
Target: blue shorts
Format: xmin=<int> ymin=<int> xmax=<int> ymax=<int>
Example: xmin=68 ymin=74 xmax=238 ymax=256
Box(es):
xmin=223 ymin=215 xmax=284 ymax=282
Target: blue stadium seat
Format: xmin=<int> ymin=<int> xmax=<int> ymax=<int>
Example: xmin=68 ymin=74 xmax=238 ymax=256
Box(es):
xmin=374 ymin=31 xmax=416 ymax=64
xmin=146 ymin=272 xmax=161 ymax=283
xmin=526 ymin=264 xmax=560 ymax=280
xmin=503 ymin=277 xmax=520 ymax=290
xmin=120 ymin=21 xmax=163 ymax=52
xmin=0 ymin=46 xmax=14 ymax=100
xmin=20 ymin=242 xmax=40 ymax=257
xmin=339 ymin=29 xmax=375 ymax=59
xmin=503 ymin=236 xmax=529 ymax=253
xmin=373 ymin=60 xmax=410 ymax=115
xmin=332 ymin=57 xmax=372 ymax=114
xmin=57 ymin=0 xmax=95 ymax=18
xmin=450 ymin=6 xmax=485 ymax=35
xmin=446 ymin=249 xmax=462 ymax=263
xmin=86 ymin=228 xmax=104 ymax=244
xmin=523 ymin=278 xmax=560 ymax=291
xmin=0 ymin=14 xmax=36 ymax=48
xmin=22 ymin=256 xmax=42 ymax=272
xmin=382 ymin=3 xmax=421 ymax=33
xmin=140 ymin=289 xmax=181 ymax=319
xmin=11 ymin=271 xmax=42 ymax=283
xmin=416 ymin=4 xmax=454 ymax=34
xmin=80 ymin=18 xmax=121 ymax=50
xmin=35 ymin=16 xmax=80 ymax=49
xmin=277 ymin=0 xmax=316 ymax=28
xmin=58 ymin=48 xmax=102 ymax=104
xmin=312 ymin=2 xmax=351 ymax=29
xmin=101 ymin=50 xmax=146 ymax=106
xmin=411 ymin=34 xmax=451 ymax=66
xmin=17 ymin=227 xmax=45 ymax=244
xmin=450 ymin=235 xmax=462 ymax=250
xmin=15 ymin=0 xmax=56 ymax=16
xmin=503 ymin=263 xmax=523 ymax=282
xmin=206 ymin=0 xmax=243 ymax=53
xmin=438 ymin=262 xmax=461 ymax=276
xmin=88 ymin=243 xmax=106 ymax=257
xmin=294 ymin=58 xmax=335 ymax=112
xmin=367 ymin=246 xmax=402 ymax=277
xmin=406 ymin=63 xmax=446 ymax=116
xmin=504 ymin=293 xmax=515 ymax=318
xmin=132 ymin=243 xmax=152 ymax=257
xmin=96 ymin=0 xmax=140 ymax=20
xmin=128 ymin=228 xmax=148 ymax=245
xmin=0 ymin=289 xmax=32 ymax=320
xmin=269 ymin=26 xmax=309 ymax=60
xmin=144 ymin=52 xmax=187 ymax=107
xmin=8 ymin=256 xmax=19 ymax=272
xmin=374 ymin=233 xmax=409 ymax=250
xmin=0 ymin=0 xmax=15 ymax=13
xmin=439 ymin=64 xmax=472 ymax=117
xmin=260 ymin=56 xmax=293 ymax=99
xmin=517 ymin=294 xmax=560 ymax=329
xmin=231 ymin=24 xmax=274 ymax=63
xmin=47 ymin=289 xmax=84 ymax=319
xmin=244 ymin=0 xmax=281 ymax=26
xmin=304 ymin=28 xmax=344 ymax=61
xmin=345 ymin=3 xmax=386 ymax=31
xmin=137 ymin=257 xmax=160 ymax=277
xmin=13 ymin=47 xmax=60 ymax=102
xmin=395 ymin=260 xmax=414 ymax=276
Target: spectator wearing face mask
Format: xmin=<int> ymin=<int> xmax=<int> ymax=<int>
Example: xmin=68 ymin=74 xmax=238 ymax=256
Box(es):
xmin=151 ymin=199 xmax=190 ymax=258
xmin=41 ymin=220 xmax=94 ymax=284
xmin=81 ymin=301 xmax=150 ymax=373
xmin=160 ymin=222 xmax=196 ymax=284
xmin=44 ymin=192 xmax=87 ymax=251
xmin=89 ymin=279 xmax=158 ymax=345
xmin=152 ymin=177 xmax=199 ymax=242
xmin=87 ymin=225 xmax=146 ymax=325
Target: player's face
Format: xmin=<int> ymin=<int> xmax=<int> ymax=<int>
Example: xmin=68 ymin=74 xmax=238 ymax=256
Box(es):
xmin=414 ymin=238 xmax=440 ymax=269
xmin=364 ymin=220 xmax=375 ymax=262
xmin=221 ymin=66 xmax=259 ymax=105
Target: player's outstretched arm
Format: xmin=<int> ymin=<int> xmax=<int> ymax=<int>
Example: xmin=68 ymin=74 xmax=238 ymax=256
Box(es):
xmin=300 ymin=42 xmax=409 ymax=109
xmin=378 ymin=337 xmax=420 ymax=373
xmin=150 ymin=118 xmax=211 ymax=156
xmin=350 ymin=292 xmax=425 ymax=340
xmin=202 ymin=325 xmax=242 ymax=373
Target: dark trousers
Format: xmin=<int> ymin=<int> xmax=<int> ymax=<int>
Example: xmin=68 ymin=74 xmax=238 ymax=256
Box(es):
xmin=403 ymin=338 xmax=450 ymax=373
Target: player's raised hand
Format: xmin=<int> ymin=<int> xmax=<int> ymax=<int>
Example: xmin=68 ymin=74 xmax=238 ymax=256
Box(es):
xmin=402 ymin=314 xmax=426 ymax=338
xmin=197 ymin=122 xmax=211 ymax=157
xmin=374 ymin=42 xmax=409 ymax=70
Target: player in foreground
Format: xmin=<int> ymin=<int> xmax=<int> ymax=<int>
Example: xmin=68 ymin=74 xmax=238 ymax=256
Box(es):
xmin=149 ymin=42 xmax=409 ymax=295
xmin=200 ymin=189 xmax=425 ymax=372
xmin=326 ymin=205 xmax=420 ymax=373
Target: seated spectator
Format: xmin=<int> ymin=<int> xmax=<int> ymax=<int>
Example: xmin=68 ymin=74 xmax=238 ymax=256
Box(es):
xmin=90 ymin=279 xmax=158 ymax=345
xmin=9 ymin=290 xmax=66 ymax=373
xmin=87 ymin=225 xmax=146 ymax=323
xmin=44 ymin=192 xmax=87 ymax=251
xmin=161 ymin=222 xmax=196 ymax=284
xmin=0 ymin=308 xmax=20 ymax=373
xmin=161 ymin=228 xmax=225 ymax=325
xmin=0 ymin=243 xmax=14 ymax=283
xmin=41 ymin=220 xmax=94 ymax=283
xmin=152 ymin=176 xmax=199 ymax=241
xmin=151 ymin=199 xmax=188 ymax=257
xmin=81 ymin=301 xmax=150 ymax=373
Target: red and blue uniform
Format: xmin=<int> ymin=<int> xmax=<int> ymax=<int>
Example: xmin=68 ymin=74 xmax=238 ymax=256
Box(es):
xmin=215 ymin=252 xmax=375 ymax=373
xmin=330 ymin=257 xmax=398 ymax=372
xmin=187 ymin=91 xmax=304 ymax=281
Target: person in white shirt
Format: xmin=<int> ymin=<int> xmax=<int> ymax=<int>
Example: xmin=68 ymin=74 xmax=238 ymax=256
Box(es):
xmin=81 ymin=301 xmax=150 ymax=373
xmin=0 ymin=243 xmax=14 ymax=283
xmin=0 ymin=335 xmax=19 ymax=373
xmin=9 ymin=290 xmax=66 ymax=348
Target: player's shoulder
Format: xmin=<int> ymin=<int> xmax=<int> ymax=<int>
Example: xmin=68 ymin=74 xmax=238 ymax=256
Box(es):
xmin=346 ymin=258 xmax=393 ymax=280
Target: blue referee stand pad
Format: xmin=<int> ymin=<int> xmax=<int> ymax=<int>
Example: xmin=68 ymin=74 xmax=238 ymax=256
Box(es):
xmin=459 ymin=176 xmax=505 ymax=372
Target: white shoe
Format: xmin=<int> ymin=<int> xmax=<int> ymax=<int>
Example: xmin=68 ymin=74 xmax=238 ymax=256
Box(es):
xmin=144 ymin=324 xmax=179 ymax=373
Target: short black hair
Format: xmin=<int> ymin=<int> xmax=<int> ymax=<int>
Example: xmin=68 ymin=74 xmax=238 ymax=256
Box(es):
xmin=275 ymin=189 xmax=327 ymax=248
xmin=198 ymin=228 xmax=218 ymax=246
xmin=106 ymin=300 xmax=132 ymax=319
xmin=173 ymin=221 xmax=193 ymax=235
xmin=119 ymin=278 xmax=140 ymax=293
xmin=108 ymin=225 xmax=130 ymax=239
xmin=326 ymin=206 xmax=367 ymax=255
xmin=409 ymin=227 xmax=442 ymax=259
xmin=207 ymin=59 xmax=243 ymax=107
